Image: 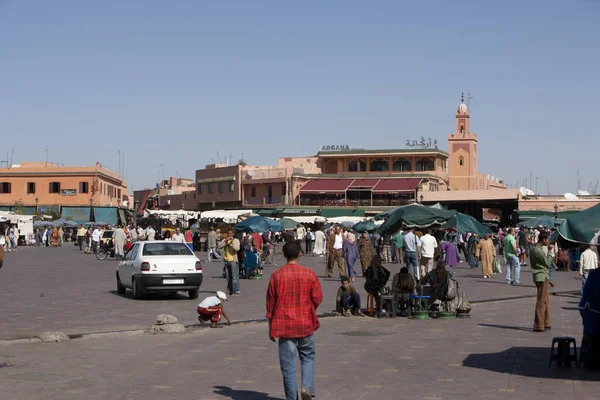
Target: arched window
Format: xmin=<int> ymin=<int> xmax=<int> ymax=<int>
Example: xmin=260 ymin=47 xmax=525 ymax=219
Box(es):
xmin=392 ymin=158 xmax=412 ymax=172
xmin=460 ymin=125 xmax=464 ymax=135
xmin=251 ymin=187 xmax=256 ymax=198
xmin=416 ymin=158 xmax=435 ymax=171
xmin=459 ymin=157 xmax=464 ymax=166
xmin=370 ymin=158 xmax=389 ymax=172
xmin=347 ymin=159 xmax=366 ymax=172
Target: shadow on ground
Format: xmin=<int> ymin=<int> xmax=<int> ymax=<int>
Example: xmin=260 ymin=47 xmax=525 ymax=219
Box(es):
xmin=214 ymin=386 xmax=282 ymax=400
xmin=462 ymin=346 xmax=600 ymax=381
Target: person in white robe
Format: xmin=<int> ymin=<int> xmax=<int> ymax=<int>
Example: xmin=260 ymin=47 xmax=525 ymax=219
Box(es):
xmin=314 ymin=228 xmax=326 ymax=256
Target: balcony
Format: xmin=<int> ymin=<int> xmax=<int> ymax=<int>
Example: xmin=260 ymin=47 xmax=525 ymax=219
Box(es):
xmin=298 ymin=198 xmax=413 ymax=208
xmin=244 ymin=195 xmax=286 ymax=206
xmin=242 ymin=168 xmax=288 ymax=181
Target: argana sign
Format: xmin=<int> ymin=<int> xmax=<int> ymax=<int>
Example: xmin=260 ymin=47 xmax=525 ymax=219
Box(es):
xmin=321 ymin=145 xmax=350 ymax=151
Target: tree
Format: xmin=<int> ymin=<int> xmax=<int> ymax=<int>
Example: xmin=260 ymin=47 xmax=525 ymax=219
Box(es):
xmin=13 ymin=200 xmax=24 ymax=214
xmin=238 ymin=159 xmax=247 ymax=166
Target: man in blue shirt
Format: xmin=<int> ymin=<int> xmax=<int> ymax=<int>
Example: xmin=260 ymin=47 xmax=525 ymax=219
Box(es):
xmin=403 ymin=228 xmax=421 ymax=278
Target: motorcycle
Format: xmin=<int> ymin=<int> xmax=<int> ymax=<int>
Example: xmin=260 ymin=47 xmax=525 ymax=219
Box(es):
xmin=95 ymin=240 xmax=115 ymax=261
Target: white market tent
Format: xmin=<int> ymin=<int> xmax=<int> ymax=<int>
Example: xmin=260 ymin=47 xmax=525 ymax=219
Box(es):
xmin=325 ymin=216 xmax=367 ymax=224
xmin=200 ymin=209 xmax=255 ymax=223
xmin=280 ymin=216 xmax=327 ymax=224
xmin=144 ymin=209 xmax=201 ymax=222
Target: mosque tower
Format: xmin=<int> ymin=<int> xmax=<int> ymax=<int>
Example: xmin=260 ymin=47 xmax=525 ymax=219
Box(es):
xmin=448 ymin=93 xmax=478 ymax=190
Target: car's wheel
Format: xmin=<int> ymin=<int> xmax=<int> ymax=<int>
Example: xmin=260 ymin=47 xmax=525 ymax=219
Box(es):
xmin=132 ymin=278 xmax=144 ymax=300
xmin=116 ymin=273 xmax=126 ymax=295
xmin=188 ymin=288 xmax=200 ymax=299
xmin=96 ymin=248 xmax=108 ymax=261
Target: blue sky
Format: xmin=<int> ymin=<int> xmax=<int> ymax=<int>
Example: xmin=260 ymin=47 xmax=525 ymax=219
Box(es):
xmin=1 ymin=0 xmax=599 ymax=194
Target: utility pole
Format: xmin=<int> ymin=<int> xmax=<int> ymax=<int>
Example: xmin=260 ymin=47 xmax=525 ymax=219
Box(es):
xmin=547 ymin=180 xmax=549 ymax=196
xmin=536 ymin=177 xmax=539 ymax=195
xmin=529 ymin=170 xmax=533 ymax=192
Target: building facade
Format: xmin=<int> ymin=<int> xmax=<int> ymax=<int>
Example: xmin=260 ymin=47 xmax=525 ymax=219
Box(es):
xmin=0 ymin=162 xmax=128 ymax=212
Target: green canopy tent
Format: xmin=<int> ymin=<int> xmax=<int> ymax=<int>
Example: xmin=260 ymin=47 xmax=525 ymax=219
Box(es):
xmin=377 ymin=204 xmax=457 ymax=235
xmin=557 ymin=203 xmax=600 ymax=245
xmin=523 ymin=215 xmax=560 ymax=229
xmin=442 ymin=212 xmax=491 ymax=237
xmin=277 ymin=217 xmax=301 ymax=230
xmin=352 ymin=221 xmax=377 ymax=233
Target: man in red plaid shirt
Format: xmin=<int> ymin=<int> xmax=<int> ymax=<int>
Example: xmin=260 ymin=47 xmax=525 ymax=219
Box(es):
xmin=266 ymin=240 xmax=323 ymax=400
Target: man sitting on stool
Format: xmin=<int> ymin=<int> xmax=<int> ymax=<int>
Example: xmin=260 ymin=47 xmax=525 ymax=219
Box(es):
xmin=335 ymin=276 xmax=364 ymax=317
xmin=392 ymin=267 xmax=416 ymax=317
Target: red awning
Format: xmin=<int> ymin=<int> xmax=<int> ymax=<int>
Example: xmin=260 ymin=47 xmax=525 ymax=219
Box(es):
xmin=372 ymin=179 xmax=421 ymax=193
xmin=299 ymin=179 xmax=353 ymax=194
xmin=347 ymin=179 xmax=380 ymax=189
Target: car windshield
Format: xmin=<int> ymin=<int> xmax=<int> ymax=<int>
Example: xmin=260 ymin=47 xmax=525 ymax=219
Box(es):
xmin=142 ymin=242 xmax=193 ymax=256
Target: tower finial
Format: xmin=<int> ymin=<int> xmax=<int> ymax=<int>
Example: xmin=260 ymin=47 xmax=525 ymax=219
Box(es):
xmin=461 ymin=92 xmax=464 ymax=104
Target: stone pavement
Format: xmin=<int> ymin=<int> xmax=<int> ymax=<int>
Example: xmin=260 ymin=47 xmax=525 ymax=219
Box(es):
xmin=0 ymin=294 xmax=598 ymax=400
xmin=0 ymin=246 xmax=582 ymax=339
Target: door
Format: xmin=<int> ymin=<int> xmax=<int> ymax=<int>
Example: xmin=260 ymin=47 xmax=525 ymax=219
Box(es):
xmin=121 ymin=244 xmax=139 ymax=287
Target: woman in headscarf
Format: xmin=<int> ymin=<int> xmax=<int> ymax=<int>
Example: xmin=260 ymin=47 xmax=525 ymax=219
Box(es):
xmin=476 ymin=234 xmax=496 ymax=278
xmin=343 ymin=231 xmax=359 ymax=281
xmin=466 ymin=233 xmax=480 ymax=268
xmin=358 ymin=231 xmax=375 ymax=276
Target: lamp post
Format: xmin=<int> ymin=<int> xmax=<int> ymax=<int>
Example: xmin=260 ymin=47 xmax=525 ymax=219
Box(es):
xmin=35 ymin=197 xmax=39 ymax=213
xmin=554 ymin=204 xmax=558 ymax=219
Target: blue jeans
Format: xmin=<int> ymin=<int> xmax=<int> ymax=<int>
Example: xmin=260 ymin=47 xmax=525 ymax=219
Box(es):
xmin=506 ymin=255 xmax=521 ymax=283
xmin=225 ymin=261 xmax=240 ymax=293
xmin=582 ymin=270 xmax=590 ymax=294
xmin=405 ymin=251 xmax=418 ymax=277
xmin=550 ymin=260 xmax=556 ymax=283
xmin=341 ymin=292 xmax=361 ymax=311
xmin=279 ymin=334 xmax=315 ymax=400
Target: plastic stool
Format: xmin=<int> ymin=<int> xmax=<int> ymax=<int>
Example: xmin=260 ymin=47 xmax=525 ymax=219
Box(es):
xmin=366 ymin=294 xmax=376 ymax=317
xmin=549 ymin=337 xmax=578 ymax=368
xmin=378 ymin=294 xmax=397 ymax=318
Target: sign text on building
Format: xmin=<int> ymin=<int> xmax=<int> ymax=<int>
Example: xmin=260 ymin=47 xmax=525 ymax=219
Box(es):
xmin=405 ymin=137 xmax=437 ymax=148
xmin=60 ymin=189 xmax=77 ymax=196
xmin=321 ymin=144 xmax=350 ymax=151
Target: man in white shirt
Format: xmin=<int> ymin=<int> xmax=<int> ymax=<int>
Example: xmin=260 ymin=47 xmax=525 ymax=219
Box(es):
xmin=580 ymin=244 xmax=599 ymax=294
xmin=91 ymin=227 xmax=101 ymax=253
xmin=147 ymin=226 xmax=156 ymax=241
xmin=296 ymin=225 xmax=306 ymax=247
xmin=326 ymin=226 xmax=345 ymax=278
xmin=171 ymin=228 xmax=186 ymax=243
xmin=419 ymin=230 xmax=438 ymax=278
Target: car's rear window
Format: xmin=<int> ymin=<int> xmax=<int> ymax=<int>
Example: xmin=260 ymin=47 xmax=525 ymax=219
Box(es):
xmin=142 ymin=242 xmax=193 ymax=256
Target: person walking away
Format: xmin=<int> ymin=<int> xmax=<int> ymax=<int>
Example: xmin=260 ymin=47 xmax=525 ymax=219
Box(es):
xmin=296 ymin=224 xmax=306 ymax=248
xmin=11 ymin=225 xmax=19 ymax=251
xmin=381 ymin=233 xmax=392 ymax=263
xmin=458 ymin=233 xmax=468 ymax=262
xmin=305 ymin=228 xmax=314 ymax=255
xmin=419 ymin=230 xmax=438 ymax=278
xmin=76 ymin=225 xmax=86 ymax=251
xmin=184 ymin=229 xmax=193 ymax=251
xmin=404 ymin=228 xmax=421 ymax=278
xmin=357 ymin=231 xmax=375 ymax=275
xmin=476 ymin=234 xmax=496 ymax=279
xmin=518 ymin=227 xmax=529 ymax=266
xmin=580 ymin=244 xmax=599 ymax=294
xmin=57 ymin=227 xmax=64 ymax=247
xmin=112 ymin=225 xmax=127 ymax=260
xmin=343 ymin=232 xmax=359 ymax=281
xmin=34 ymin=228 xmax=42 ymax=247
xmin=371 ymin=231 xmax=381 ymax=258
xmin=442 ymin=237 xmax=458 ymax=268
xmin=7 ymin=226 xmax=16 ymax=252
xmin=266 ymin=241 xmax=323 ymax=400
xmin=530 ymin=231 xmax=553 ymax=332
xmin=313 ymin=228 xmax=325 ymax=256
xmin=206 ymin=226 xmax=221 ymax=262
xmin=392 ymin=230 xmax=404 ymax=264
xmin=197 ymin=291 xmax=232 ymax=328
xmin=503 ymin=228 xmax=520 ymax=285
xmin=219 ymin=230 xmax=241 ymax=296
xmin=326 ymin=226 xmax=345 ymax=278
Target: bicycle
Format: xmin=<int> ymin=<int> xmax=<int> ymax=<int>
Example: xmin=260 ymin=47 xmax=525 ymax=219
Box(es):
xmin=262 ymin=244 xmax=280 ymax=267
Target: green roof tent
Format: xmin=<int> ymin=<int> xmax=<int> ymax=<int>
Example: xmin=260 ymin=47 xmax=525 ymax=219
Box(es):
xmin=378 ymin=204 xmax=456 ymax=234
xmin=277 ymin=217 xmax=301 ymax=229
xmin=442 ymin=212 xmax=491 ymax=237
xmin=522 ymin=215 xmax=561 ymax=229
xmin=518 ymin=210 xmax=579 ymax=221
xmin=557 ymin=203 xmax=600 ymax=245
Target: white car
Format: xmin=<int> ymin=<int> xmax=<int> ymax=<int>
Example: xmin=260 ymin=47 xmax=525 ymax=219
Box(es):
xmin=116 ymin=241 xmax=203 ymax=300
